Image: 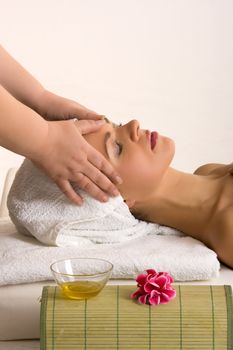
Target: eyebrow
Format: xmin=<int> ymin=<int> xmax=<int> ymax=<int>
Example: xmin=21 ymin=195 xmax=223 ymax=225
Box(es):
xmin=104 ymin=117 xmax=117 ymax=128
xmin=104 ymin=117 xmax=110 ymax=123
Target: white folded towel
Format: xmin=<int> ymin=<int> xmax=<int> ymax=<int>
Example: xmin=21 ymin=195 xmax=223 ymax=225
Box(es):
xmin=0 ymin=218 xmax=220 ymax=285
xmin=7 ymin=159 xmax=181 ymax=246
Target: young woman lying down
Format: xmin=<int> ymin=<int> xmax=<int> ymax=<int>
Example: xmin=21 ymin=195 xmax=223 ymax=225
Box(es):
xmin=81 ymin=118 xmax=233 ymax=268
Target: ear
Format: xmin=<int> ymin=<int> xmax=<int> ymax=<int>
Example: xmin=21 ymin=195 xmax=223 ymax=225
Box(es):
xmin=124 ymin=198 xmax=135 ymax=208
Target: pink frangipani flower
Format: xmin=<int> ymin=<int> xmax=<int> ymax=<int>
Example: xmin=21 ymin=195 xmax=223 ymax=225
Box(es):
xmin=131 ymin=269 xmax=176 ymax=305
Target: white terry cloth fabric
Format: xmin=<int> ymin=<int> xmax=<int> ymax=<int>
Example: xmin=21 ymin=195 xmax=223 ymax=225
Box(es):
xmin=0 ymin=218 xmax=220 ymax=285
xmin=7 ymin=159 xmax=181 ymax=246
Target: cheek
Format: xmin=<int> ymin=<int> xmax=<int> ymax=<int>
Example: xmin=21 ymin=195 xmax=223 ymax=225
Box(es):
xmin=116 ymin=157 xmax=156 ymax=198
xmin=115 ymin=139 xmax=175 ymax=199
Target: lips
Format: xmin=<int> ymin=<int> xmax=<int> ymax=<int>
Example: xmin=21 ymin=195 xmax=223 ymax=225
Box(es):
xmin=150 ymin=131 xmax=158 ymax=150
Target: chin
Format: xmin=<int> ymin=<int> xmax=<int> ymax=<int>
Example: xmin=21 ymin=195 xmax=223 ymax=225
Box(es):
xmin=163 ymin=137 xmax=175 ymax=168
xmin=169 ymin=138 xmax=175 ymax=157
xmin=163 ymin=136 xmax=175 ymax=158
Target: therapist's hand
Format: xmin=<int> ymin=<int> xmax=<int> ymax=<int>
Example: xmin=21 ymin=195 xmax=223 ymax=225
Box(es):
xmin=36 ymin=89 xmax=102 ymax=121
xmin=32 ymin=118 xmax=122 ymax=205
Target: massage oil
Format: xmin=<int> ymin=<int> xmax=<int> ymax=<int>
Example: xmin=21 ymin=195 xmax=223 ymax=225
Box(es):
xmin=60 ymin=281 xmax=103 ymax=300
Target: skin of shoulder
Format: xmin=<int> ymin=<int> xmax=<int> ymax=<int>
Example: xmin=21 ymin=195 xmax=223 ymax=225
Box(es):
xmin=208 ymin=206 xmax=233 ymax=268
xmin=194 ymin=163 xmax=233 ymax=176
xmin=195 ymin=162 xmax=233 ymax=268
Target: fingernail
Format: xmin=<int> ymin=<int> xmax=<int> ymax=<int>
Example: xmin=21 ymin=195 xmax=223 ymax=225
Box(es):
xmin=101 ymin=195 xmax=108 ymax=202
xmin=96 ymin=119 xmax=106 ymax=125
xmin=111 ymin=188 xmax=119 ymax=196
xmin=116 ymin=176 xmax=123 ymax=184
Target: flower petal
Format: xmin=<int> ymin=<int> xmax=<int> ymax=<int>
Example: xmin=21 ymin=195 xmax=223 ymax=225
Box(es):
xmin=149 ymin=294 xmax=160 ymax=305
xmin=136 ymin=274 xmax=147 ymax=285
xmin=161 ymin=272 xmax=174 ymax=284
xmin=130 ymin=289 xmax=141 ymax=299
xmin=144 ymin=282 xmax=157 ymax=293
xmin=155 ymin=275 xmax=168 ymax=289
xmin=160 ymin=292 xmax=170 ymax=303
xmin=147 ymin=276 xmax=160 ymax=287
xmin=138 ymin=294 xmax=149 ymax=304
xmin=150 ymin=289 xmax=160 ymax=297
xmin=164 ymin=288 xmax=177 ymax=299
xmin=146 ymin=269 xmax=157 ymax=276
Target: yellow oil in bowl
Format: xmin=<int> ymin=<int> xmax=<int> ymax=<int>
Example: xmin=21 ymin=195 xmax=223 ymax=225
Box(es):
xmin=60 ymin=281 xmax=103 ymax=300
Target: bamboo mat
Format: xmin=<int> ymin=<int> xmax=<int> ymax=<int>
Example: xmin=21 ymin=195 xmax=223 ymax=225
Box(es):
xmin=40 ymin=285 xmax=232 ymax=350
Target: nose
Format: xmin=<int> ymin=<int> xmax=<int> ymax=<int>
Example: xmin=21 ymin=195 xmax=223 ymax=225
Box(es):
xmin=128 ymin=119 xmax=140 ymax=142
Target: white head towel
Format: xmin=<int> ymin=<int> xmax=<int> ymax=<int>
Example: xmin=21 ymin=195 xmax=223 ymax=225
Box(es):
xmin=7 ymin=159 xmax=179 ymax=246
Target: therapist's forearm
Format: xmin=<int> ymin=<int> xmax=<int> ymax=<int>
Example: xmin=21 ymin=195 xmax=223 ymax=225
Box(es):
xmin=0 ymin=45 xmax=45 ymax=112
xmin=0 ymin=85 xmax=48 ymax=159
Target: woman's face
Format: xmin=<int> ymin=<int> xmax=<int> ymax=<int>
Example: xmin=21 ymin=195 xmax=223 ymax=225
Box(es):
xmin=84 ymin=119 xmax=175 ymax=203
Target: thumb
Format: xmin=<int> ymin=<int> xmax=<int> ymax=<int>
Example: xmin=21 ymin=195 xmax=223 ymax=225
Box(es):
xmin=75 ymin=119 xmax=106 ymax=135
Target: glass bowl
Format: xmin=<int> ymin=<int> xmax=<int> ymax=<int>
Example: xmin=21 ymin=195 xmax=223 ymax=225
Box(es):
xmin=50 ymin=258 xmax=113 ymax=300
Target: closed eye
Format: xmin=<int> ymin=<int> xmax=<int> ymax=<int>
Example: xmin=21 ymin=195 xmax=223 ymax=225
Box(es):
xmin=115 ymin=141 xmax=123 ymax=156
xmin=112 ymin=122 xmax=123 ymax=156
xmin=104 ymin=121 xmax=123 ymax=158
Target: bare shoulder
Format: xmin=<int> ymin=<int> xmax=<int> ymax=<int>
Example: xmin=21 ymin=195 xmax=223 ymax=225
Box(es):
xmin=211 ymin=206 xmax=233 ymax=250
xmin=207 ymin=206 xmax=233 ymax=268
xmin=218 ymin=206 xmax=233 ymax=233
xmin=194 ymin=163 xmax=233 ymax=176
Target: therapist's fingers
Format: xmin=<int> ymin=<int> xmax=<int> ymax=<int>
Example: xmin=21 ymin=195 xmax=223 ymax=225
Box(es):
xmin=86 ymin=144 xmax=123 ymax=186
xmin=75 ymin=119 xmax=123 ymax=187
xmin=73 ymin=172 xmax=113 ymax=202
xmin=56 ymin=179 xmax=84 ymax=205
xmin=75 ymin=118 xmax=106 ymax=134
xmin=77 ymin=160 xmax=120 ymax=198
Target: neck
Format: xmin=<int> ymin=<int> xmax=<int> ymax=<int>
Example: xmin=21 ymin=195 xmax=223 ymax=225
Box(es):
xmin=133 ymin=168 xmax=218 ymax=240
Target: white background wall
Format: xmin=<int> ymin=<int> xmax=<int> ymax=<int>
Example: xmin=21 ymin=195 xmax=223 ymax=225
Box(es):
xmin=0 ymin=0 xmax=232 ymax=199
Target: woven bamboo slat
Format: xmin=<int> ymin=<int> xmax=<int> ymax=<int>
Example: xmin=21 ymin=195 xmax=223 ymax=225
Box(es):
xmin=40 ymin=285 xmax=232 ymax=350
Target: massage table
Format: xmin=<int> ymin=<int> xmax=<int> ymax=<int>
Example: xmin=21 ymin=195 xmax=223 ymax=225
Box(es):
xmin=0 ymin=169 xmax=233 ymax=350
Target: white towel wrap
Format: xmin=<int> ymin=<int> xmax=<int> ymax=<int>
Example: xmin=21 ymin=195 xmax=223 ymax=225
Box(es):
xmin=7 ymin=159 xmax=181 ymax=246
